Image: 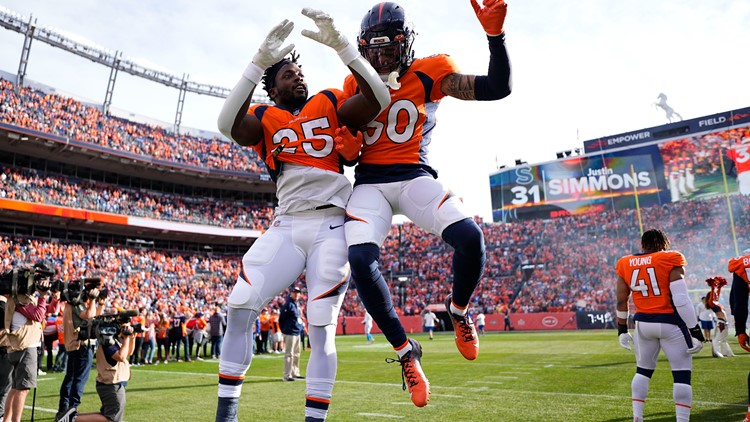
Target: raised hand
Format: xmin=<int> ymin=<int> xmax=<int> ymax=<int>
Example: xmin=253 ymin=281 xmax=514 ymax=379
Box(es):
xmin=253 ymin=19 xmax=296 ymax=69
xmin=300 ymin=8 xmax=348 ymax=52
xmin=334 ymin=127 xmax=363 ymax=161
xmin=470 ymin=0 xmax=508 ymax=36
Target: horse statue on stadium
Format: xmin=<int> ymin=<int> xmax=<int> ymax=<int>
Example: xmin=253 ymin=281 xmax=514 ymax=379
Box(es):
xmin=653 ymin=93 xmax=683 ymax=123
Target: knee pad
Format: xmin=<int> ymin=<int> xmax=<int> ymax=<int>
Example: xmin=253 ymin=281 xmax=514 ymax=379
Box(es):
xmin=227 ymin=274 xmax=264 ymax=311
xmin=442 ymin=218 xmax=486 ymax=256
xmin=348 ymin=243 xmax=380 ymax=282
xmin=307 ymin=280 xmax=349 ymax=327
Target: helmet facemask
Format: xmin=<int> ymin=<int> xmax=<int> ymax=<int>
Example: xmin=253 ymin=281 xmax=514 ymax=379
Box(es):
xmin=358 ymin=2 xmax=415 ymax=80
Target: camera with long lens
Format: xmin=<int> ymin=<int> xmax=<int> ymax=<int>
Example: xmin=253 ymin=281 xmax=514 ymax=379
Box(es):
xmin=78 ymin=309 xmax=138 ymax=345
xmin=61 ymin=277 xmax=106 ymax=305
xmin=0 ymin=261 xmax=59 ymax=298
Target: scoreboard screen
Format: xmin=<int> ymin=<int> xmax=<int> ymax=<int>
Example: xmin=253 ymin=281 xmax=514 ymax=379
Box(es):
xmin=491 ymin=146 xmax=668 ymax=222
xmin=490 ymin=106 xmax=750 ymax=223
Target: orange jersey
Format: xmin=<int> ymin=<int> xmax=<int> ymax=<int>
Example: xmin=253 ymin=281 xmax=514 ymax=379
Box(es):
xmin=728 ymin=254 xmax=750 ymax=284
xmin=727 ymin=144 xmax=750 ymax=174
xmin=248 ymin=89 xmax=348 ymax=179
xmin=616 ymin=250 xmax=687 ymax=315
xmin=259 ymin=313 xmax=272 ymax=331
xmin=343 ymin=55 xmax=460 ymax=184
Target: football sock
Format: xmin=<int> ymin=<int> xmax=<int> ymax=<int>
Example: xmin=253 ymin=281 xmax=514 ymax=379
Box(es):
xmin=631 ymin=372 xmax=651 ymax=419
xmin=442 ymin=218 xmax=486 ymax=308
xmin=349 ymin=243 xmax=408 ymax=348
xmin=305 ymin=325 xmax=337 ymax=421
xmin=216 ymin=397 xmax=239 ymax=422
xmin=218 ymin=308 xmax=257 ymax=399
xmin=449 ymin=300 xmax=468 ymax=317
xmin=673 ymin=383 xmax=692 ymax=421
xmin=395 ymin=339 xmax=413 ymax=359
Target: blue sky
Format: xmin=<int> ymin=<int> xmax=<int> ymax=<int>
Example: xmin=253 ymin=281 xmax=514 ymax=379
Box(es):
xmin=0 ymin=0 xmax=748 ymax=221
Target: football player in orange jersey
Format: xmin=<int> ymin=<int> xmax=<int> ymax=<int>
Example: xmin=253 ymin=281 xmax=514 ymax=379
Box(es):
xmin=340 ymin=0 xmax=511 ymax=408
xmin=214 ymin=8 xmax=389 ymax=422
xmin=728 ymin=248 xmax=750 ymax=421
xmin=615 ymin=229 xmax=704 ymax=422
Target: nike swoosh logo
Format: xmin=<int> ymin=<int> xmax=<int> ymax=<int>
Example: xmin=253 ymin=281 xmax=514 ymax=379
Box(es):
xmin=329 ymin=224 xmax=344 ymax=230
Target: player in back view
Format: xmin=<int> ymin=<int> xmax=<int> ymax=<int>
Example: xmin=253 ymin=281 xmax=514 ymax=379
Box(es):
xmin=615 ymin=229 xmax=704 ymax=422
xmin=728 ymin=248 xmax=750 ymax=421
xmin=340 ymin=0 xmax=512 ymax=407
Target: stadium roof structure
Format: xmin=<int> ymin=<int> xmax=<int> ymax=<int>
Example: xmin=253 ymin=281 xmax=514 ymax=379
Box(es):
xmin=0 ymin=8 xmax=271 ymax=133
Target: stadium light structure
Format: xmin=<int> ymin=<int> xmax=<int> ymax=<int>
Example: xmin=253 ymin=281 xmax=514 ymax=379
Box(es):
xmin=0 ymin=8 xmax=271 ymax=134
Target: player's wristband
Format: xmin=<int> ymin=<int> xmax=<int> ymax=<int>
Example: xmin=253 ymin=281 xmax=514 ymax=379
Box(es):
xmin=243 ymin=62 xmax=264 ymax=85
xmin=617 ymin=324 xmax=628 ymax=335
xmin=337 ymin=43 xmax=359 ymax=66
xmin=616 ymin=310 xmax=628 ymax=320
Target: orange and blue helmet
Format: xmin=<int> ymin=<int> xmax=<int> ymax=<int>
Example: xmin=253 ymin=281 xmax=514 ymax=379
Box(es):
xmin=358 ymin=2 xmax=415 ymax=77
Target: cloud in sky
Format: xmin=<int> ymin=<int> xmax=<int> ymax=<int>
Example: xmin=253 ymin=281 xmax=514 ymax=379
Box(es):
xmin=0 ymin=0 xmax=748 ymax=221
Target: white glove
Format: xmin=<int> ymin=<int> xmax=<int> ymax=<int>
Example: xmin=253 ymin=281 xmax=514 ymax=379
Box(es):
xmin=618 ymin=332 xmax=634 ymax=351
xmin=300 ymin=8 xmax=349 ymax=52
xmin=252 ymin=19 xmax=296 ymax=70
xmin=686 ymin=337 xmax=703 ymax=354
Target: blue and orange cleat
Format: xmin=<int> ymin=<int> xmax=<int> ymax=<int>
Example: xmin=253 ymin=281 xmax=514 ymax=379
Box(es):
xmin=445 ymin=294 xmax=479 ymax=360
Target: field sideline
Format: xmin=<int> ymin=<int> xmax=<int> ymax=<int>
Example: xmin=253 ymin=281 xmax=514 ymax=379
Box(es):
xmin=25 ymin=330 xmax=747 ymax=421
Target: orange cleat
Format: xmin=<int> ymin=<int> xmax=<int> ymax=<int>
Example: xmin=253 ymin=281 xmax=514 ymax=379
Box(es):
xmin=445 ymin=294 xmax=479 ymax=360
xmin=387 ymin=338 xmax=430 ymax=407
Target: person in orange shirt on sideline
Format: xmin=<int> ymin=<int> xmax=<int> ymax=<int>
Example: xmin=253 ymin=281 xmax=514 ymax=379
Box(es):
xmin=270 ymin=309 xmax=283 ymax=354
xmin=258 ymin=308 xmax=271 ymax=355
xmin=615 ymin=229 xmax=704 ymax=422
xmin=154 ymin=313 xmax=170 ymax=365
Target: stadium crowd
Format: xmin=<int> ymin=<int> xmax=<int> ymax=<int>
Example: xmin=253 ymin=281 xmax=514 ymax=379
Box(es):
xmin=0 ymin=164 xmax=275 ymax=229
xmin=1 ymin=74 xmax=748 ymax=324
xmin=0 ymin=78 xmax=264 ymax=173
xmin=1 ymin=193 xmax=746 ymax=322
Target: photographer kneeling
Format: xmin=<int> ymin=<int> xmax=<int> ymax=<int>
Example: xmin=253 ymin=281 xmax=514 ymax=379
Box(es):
xmin=59 ymin=313 xmax=136 ymax=422
xmin=1 ymin=275 xmax=49 ymax=422
xmin=57 ymin=281 xmax=105 ymax=421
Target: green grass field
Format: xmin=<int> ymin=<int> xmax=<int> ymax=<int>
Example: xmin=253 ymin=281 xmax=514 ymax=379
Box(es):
xmin=25 ymin=331 xmax=747 ymax=421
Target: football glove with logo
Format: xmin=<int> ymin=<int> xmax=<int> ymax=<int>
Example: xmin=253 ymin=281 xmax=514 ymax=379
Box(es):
xmin=333 ymin=127 xmax=363 ymax=161
xmin=470 ymin=0 xmax=508 ymax=36
xmin=617 ymin=324 xmax=633 ymax=351
xmin=252 ymin=20 xmax=295 ymax=70
xmin=301 ymin=8 xmax=358 ymax=64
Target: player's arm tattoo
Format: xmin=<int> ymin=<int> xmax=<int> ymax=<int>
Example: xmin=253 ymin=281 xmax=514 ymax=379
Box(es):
xmin=441 ymin=74 xmax=476 ymax=101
